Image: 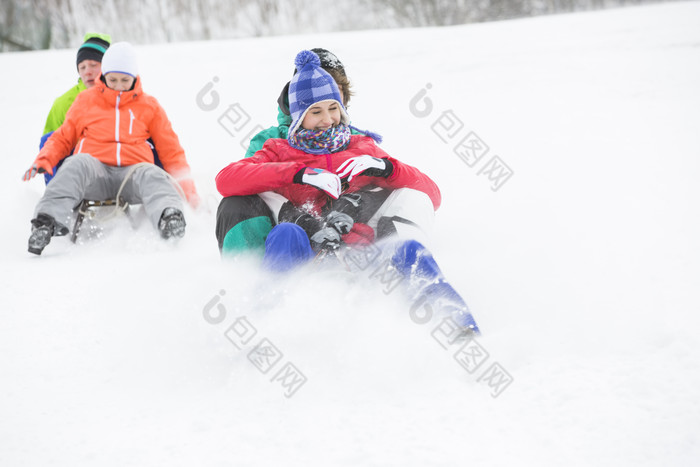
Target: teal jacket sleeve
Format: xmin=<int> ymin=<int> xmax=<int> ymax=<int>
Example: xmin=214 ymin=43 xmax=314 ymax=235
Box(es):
xmin=245 ymin=125 xmax=286 ymax=158
xmin=244 ymin=106 xmax=292 ymax=158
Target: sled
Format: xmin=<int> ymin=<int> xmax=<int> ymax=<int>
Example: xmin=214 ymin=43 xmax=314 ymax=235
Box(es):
xmin=70 ymin=197 xmax=139 ymax=243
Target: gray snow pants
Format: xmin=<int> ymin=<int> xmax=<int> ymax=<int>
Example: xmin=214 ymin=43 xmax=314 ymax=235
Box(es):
xmin=34 ymin=153 xmax=183 ymax=232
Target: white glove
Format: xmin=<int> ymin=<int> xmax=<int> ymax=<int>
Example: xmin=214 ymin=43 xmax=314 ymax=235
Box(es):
xmin=298 ymin=168 xmax=341 ymax=199
xmin=336 ymin=155 xmax=389 ymax=182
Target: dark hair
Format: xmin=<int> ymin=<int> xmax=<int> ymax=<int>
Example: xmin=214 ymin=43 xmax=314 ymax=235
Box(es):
xmin=325 ymin=67 xmax=353 ymax=108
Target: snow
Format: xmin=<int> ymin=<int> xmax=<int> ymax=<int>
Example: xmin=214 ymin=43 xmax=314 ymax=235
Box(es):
xmin=2 ymin=1 xmax=700 ymax=465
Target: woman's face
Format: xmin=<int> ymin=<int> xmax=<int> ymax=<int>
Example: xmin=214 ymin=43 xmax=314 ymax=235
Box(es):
xmin=301 ymin=100 xmax=341 ymax=131
xmin=105 ymin=72 xmax=135 ymax=92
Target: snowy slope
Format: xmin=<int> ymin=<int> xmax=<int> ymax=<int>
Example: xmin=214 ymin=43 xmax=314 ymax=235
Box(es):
xmin=1 ymin=2 xmax=700 ymax=466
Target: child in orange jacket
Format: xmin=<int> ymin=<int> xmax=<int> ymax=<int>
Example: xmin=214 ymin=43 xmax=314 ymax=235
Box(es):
xmin=22 ymin=42 xmax=199 ymax=255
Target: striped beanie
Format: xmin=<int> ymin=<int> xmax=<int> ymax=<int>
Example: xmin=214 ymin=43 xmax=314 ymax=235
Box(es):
xmin=287 ymin=50 xmax=349 ymax=138
xmin=76 ymin=33 xmax=111 ymax=69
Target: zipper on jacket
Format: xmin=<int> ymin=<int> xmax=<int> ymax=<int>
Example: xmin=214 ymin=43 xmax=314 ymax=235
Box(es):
xmin=115 ymin=93 xmax=121 ymax=166
xmin=128 ymin=109 xmax=135 ymax=134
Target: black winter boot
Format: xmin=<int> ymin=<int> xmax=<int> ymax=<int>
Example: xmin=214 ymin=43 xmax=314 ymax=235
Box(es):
xmin=28 ymin=213 xmax=57 ymax=255
xmin=158 ymin=208 xmax=186 ymax=239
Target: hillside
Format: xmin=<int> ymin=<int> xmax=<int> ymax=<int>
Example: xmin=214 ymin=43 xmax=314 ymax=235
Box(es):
xmin=1 ymin=2 xmax=699 ymax=465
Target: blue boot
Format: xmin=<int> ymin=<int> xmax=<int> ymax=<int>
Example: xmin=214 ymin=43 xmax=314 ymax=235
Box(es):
xmin=391 ymin=239 xmax=480 ymax=334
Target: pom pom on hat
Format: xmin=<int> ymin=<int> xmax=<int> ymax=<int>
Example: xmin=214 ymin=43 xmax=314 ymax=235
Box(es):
xmin=287 ymin=50 xmax=349 ymax=138
xmin=101 ymin=42 xmax=138 ymax=78
xmin=277 ymin=48 xmax=347 ymax=117
xmin=295 ymin=50 xmax=321 ymax=69
xmin=76 ymin=32 xmax=111 ymax=69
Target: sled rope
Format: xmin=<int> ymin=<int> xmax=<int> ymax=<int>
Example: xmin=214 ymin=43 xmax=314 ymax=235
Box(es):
xmin=86 ymin=162 xmax=188 ymax=222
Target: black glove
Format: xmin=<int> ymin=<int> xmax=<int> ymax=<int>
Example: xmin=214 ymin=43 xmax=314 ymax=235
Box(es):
xmin=279 ymin=201 xmax=336 ymax=252
xmin=330 ymin=192 xmax=362 ymax=220
xmin=324 ymin=211 xmax=354 ymax=235
xmin=278 ymin=202 xmax=355 ymax=252
xmin=311 ymin=211 xmax=354 ymax=252
xmin=310 ymin=227 xmax=341 ymax=251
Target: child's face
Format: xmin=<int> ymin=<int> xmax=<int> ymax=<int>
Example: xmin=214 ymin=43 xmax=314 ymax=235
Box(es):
xmin=78 ymin=60 xmax=102 ymax=89
xmin=105 ymin=72 xmax=136 ymax=92
xmin=301 ymin=100 xmax=341 ymax=131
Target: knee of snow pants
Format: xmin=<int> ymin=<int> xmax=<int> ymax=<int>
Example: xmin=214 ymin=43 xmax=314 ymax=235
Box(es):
xmin=117 ymin=163 xmax=183 ymax=229
xmin=33 ymin=153 xmax=107 ymax=227
xmin=366 ymin=188 xmax=435 ymax=244
xmin=262 ymin=223 xmax=314 ymax=272
xmin=216 ymin=195 xmax=274 ymax=257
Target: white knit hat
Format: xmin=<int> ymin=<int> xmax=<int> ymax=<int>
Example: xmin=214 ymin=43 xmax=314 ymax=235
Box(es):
xmin=101 ymin=42 xmax=138 ymax=78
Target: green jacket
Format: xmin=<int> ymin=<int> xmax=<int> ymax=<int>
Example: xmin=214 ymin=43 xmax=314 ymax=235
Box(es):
xmin=43 ymin=79 xmax=87 ymax=135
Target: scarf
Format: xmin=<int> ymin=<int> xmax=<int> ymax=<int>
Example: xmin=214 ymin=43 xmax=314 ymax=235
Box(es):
xmin=288 ymin=124 xmax=352 ymax=155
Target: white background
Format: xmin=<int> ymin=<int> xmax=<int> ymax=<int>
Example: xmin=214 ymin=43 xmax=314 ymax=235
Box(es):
xmin=1 ymin=1 xmax=699 ymax=465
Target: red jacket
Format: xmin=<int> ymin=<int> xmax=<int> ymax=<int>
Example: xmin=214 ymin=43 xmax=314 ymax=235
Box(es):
xmin=37 ymin=78 xmax=192 ymax=179
xmin=216 ymin=135 xmax=441 ymax=212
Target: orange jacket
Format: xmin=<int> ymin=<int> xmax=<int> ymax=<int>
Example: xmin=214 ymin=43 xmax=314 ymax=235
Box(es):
xmin=37 ymin=78 xmax=192 ymax=180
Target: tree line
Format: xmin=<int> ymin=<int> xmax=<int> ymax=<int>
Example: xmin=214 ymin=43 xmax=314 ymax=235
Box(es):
xmin=1 ymin=0 xmax=672 ymax=52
